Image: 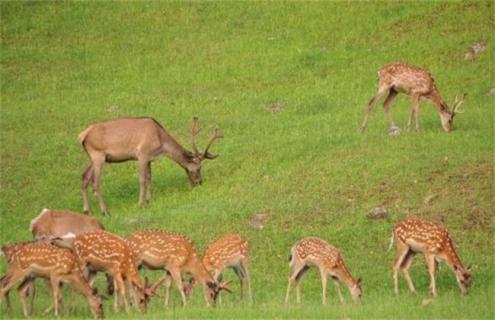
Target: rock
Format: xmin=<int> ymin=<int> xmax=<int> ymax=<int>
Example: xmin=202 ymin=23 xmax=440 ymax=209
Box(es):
xmin=367 ymin=206 xmax=388 ymax=219
xmin=263 ymin=102 xmax=285 ymax=112
xmin=249 ymin=212 xmax=269 ymax=230
xmin=421 ymin=299 xmax=434 ymax=306
xmin=464 ymin=42 xmax=486 ymax=60
xmin=424 ymin=194 xmax=439 ymax=205
xmin=486 ymin=88 xmax=495 ymax=96
xmin=388 ymin=126 xmax=401 ymax=136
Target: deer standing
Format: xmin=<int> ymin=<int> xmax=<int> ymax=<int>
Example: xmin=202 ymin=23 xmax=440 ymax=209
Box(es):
xmin=0 ymin=242 xmax=103 ymax=318
xmin=285 ymin=237 xmax=362 ymax=305
xmin=185 ymin=234 xmax=252 ymax=303
xmin=389 ymin=217 xmax=472 ymax=296
xmin=73 ymin=230 xmax=151 ymax=313
xmin=125 ymin=230 xmax=231 ymax=308
xmin=361 ymin=63 xmax=464 ymax=134
xmin=78 ymin=117 xmax=222 ymax=215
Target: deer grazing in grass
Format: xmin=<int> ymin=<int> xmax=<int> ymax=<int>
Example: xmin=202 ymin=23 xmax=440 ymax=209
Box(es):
xmin=285 ymin=237 xmax=362 ymax=305
xmin=361 ymin=63 xmax=464 ymax=134
xmin=73 ymin=230 xmax=152 ymax=313
xmin=125 ymin=230 xmax=231 ymax=308
xmin=389 ymin=217 xmax=472 ymax=297
xmin=0 ymin=242 xmax=103 ymax=318
xmin=184 ymin=234 xmax=252 ymax=303
xmin=79 ymin=117 xmax=223 ymax=215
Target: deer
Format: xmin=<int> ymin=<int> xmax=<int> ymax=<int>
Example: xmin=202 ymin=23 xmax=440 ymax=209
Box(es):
xmin=389 ymin=217 xmax=472 ymax=297
xmin=125 ymin=230 xmax=231 ymax=308
xmin=361 ymin=63 xmax=464 ymax=134
xmin=78 ymin=116 xmax=223 ymax=216
xmin=73 ymin=230 xmax=153 ymax=313
xmin=184 ymin=234 xmax=252 ymax=303
xmin=284 ymin=237 xmax=362 ymax=305
xmin=30 ymin=208 xmax=114 ymax=295
xmin=0 ymin=242 xmax=103 ymax=318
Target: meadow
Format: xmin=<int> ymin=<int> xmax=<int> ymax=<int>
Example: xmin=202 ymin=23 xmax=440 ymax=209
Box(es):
xmin=0 ymin=1 xmax=493 ymax=319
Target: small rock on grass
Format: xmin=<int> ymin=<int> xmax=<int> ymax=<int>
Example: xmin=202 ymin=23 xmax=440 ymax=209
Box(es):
xmin=368 ymin=206 xmax=388 ymax=220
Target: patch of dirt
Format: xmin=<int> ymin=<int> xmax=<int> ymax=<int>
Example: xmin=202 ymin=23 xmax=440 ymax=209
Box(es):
xmin=262 ymin=102 xmax=285 ymax=112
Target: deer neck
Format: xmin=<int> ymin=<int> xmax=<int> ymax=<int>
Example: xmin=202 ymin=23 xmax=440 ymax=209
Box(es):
xmin=186 ymin=255 xmax=214 ymax=286
xmin=334 ymin=264 xmax=358 ymax=288
xmin=427 ymin=90 xmax=451 ymax=115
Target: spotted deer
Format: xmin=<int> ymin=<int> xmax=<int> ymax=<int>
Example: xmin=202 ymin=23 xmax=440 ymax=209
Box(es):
xmin=79 ymin=117 xmax=222 ymax=215
xmin=185 ymin=234 xmax=252 ymax=303
xmin=0 ymin=242 xmax=103 ymax=318
xmin=361 ymin=63 xmax=464 ymax=134
xmin=389 ymin=217 xmax=472 ymax=296
xmin=125 ymin=230 xmax=231 ymax=308
xmin=285 ymin=237 xmax=362 ymax=305
xmin=73 ymin=230 xmax=151 ymax=313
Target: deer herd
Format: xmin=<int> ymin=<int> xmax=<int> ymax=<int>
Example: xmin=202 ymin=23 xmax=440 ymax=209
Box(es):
xmin=1 ymin=63 xmax=471 ymax=318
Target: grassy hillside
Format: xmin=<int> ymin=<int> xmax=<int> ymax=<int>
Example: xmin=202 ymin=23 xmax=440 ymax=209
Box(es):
xmin=1 ymin=1 xmax=493 ymax=319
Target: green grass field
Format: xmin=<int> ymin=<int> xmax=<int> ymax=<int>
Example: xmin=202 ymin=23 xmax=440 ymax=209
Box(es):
xmin=1 ymin=1 xmax=493 ymax=319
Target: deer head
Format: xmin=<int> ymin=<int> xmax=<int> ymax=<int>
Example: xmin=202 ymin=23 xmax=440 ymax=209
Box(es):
xmin=440 ymin=94 xmax=465 ymax=132
xmin=350 ymin=278 xmax=362 ymax=303
xmin=205 ymin=280 xmax=232 ymax=305
xmin=187 ymin=117 xmax=223 ymax=185
xmin=455 ymin=265 xmax=472 ymax=295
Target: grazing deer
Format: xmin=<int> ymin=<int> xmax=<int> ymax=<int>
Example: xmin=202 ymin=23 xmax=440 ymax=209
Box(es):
xmin=361 ymin=63 xmax=464 ymax=133
xmin=0 ymin=242 xmax=103 ymax=318
xmin=73 ymin=230 xmax=151 ymax=313
xmin=29 ymin=208 xmax=114 ymax=295
xmin=185 ymin=234 xmax=252 ymax=303
xmin=125 ymin=230 xmax=231 ymax=308
xmin=389 ymin=217 xmax=472 ymax=296
xmin=285 ymin=237 xmax=362 ymax=305
xmin=78 ymin=117 xmax=222 ymax=216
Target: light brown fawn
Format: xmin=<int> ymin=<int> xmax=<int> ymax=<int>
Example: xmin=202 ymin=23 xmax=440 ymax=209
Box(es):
xmin=0 ymin=242 xmax=103 ymax=318
xmin=185 ymin=234 xmax=252 ymax=303
xmin=125 ymin=230 xmax=231 ymax=307
xmin=73 ymin=230 xmax=150 ymax=313
xmin=361 ymin=63 xmax=464 ymax=133
xmin=285 ymin=237 xmax=362 ymax=305
xmin=390 ymin=217 xmax=472 ymax=296
xmin=79 ymin=117 xmax=222 ymax=215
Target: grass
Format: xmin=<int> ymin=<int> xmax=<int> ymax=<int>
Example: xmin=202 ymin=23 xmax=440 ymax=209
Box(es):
xmin=1 ymin=1 xmax=493 ymax=319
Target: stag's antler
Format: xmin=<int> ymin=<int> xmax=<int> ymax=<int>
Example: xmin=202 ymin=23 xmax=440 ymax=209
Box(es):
xmin=202 ymin=127 xmax=223 ymax=160
xmin=191 ymin=117 xmax=202 ymax=156
xmin=452 ymin=94 xmax=465 ymax=114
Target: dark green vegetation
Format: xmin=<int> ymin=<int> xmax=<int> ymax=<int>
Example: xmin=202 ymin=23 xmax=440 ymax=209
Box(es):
xmin=1 ymin=1 xmax=493 ymax=319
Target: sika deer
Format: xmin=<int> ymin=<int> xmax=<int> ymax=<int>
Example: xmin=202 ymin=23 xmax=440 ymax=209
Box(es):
xmin=79 ymin=117 xmax=222 ymax=215
xmin=185 ymin=234 xmax=252 ymax=303
xmin=390 ymin=217 xmax=472 ymax=296
xmin=0 ymin=242 xmax=103 ymax=318
xmin=125 ymin=230 xmax=231 ymax=308
xmin=73 ymin=230 xmax=151 ymax=313
xmin=285 ymin=237 xmax=362 ymax=305
xmin=361 ymin=63 xmax=464 ymax=134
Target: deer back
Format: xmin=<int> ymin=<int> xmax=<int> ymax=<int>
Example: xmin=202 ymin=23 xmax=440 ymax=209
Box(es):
xmin=380 ymin=63 xmax=437 ymax=96
xmin=203 ymin=234 xmax=249 ymax=272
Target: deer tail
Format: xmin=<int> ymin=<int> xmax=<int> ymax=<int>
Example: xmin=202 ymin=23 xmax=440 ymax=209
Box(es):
xmin=387 ymin=231 xmax=395 ymax=252
xmin=78 ymin=126 xmax=93 ymax=146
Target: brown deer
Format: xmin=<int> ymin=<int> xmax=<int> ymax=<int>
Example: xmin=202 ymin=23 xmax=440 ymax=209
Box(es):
xmin=125 ymin=230 xmax=231 ymax=308
xmin=0 ymin=242 xmax=103 ymax=318
xmin=29 ymin=208 xmax=114 ymax=295
xmin=285 ymin=237 xmax=362 ymax=305
xmin=185 ymin=234 xmax=252 ymax=303
xmin=361 ymin=63 xmax=464 ymax=134
xmin=73 ymin=230 xmax=151 ymax=313
xmin=389 ymin=217 xmax=472 ymax=297
xmin=78 ymin=117 xmax=222 ymax=215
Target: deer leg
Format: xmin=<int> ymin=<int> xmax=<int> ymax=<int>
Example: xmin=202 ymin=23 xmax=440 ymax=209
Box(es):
xmin=138 ymin=159 xmax=149 ymax=208
xmin=393 ymin=240 xmax=410 ymax=295
xmin=331 ymin=276 xmax=345 ymax=304
xmin=1 ymin=268 xmax=27 ymax=309
xmin=169 ymin=269 xmax=187 ymax=306
xmin=91 ymin=155 xmax=109 ymax=216
xmin=240 ymin=258 xmax=253 ymax=303
xmin=318 ymin=268 xmax=328 ymax=305
xmin=146 ymin=162 xmax=152 ymax=203
xmin=383 ymin=88 xmax=399 ymax=131
xmin=81 ymin=164 xmax=94 ymax=214
xmin=49 ymin=276 xmax=61 ymax=317
xmin=18 ymin=278 xmax=35 ymax=316
xmin=401 ymin=251 xmax=417 ymax=294
xmin=407 ymin=94 xmax=420 ymax=130
xmin=361 ymin=86 xmax=390 ymax=132
xmin=285 ymin=263 xmax=307 ymax=305
xmin=294 ymin=265 xmax=309 ymax=305
xmin=425 ymin=254 xmax=438 ymax=297
xmin=232 ymin=266 xmax=244 ymax=301
xmin=106 ymin=273 xmax=114 ymax=295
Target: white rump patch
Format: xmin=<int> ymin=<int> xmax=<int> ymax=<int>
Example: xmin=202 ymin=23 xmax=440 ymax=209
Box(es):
xmin=29 ymin=208 xmax=50 ymax=232
xmin=61 ymin=232 xmax=77 ymax=239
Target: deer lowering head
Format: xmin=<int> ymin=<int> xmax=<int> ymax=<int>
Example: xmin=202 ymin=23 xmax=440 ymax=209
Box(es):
xmin=125 ymin=230 xmax=231 ymax=308
xmin=0 ymin=242 xmax=103 ymax=318
xmin=285 ymin=237 xmax=362 ymax=305
xmin=390 ymin=217 xmax=472 ymax=296
xmin=361 ymin=63 xmax=465 ymax=134
xmin=73 ymin=230 xmax=152 ymax=314
xmin=79 ymin=117 xmax=222 ymax=215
